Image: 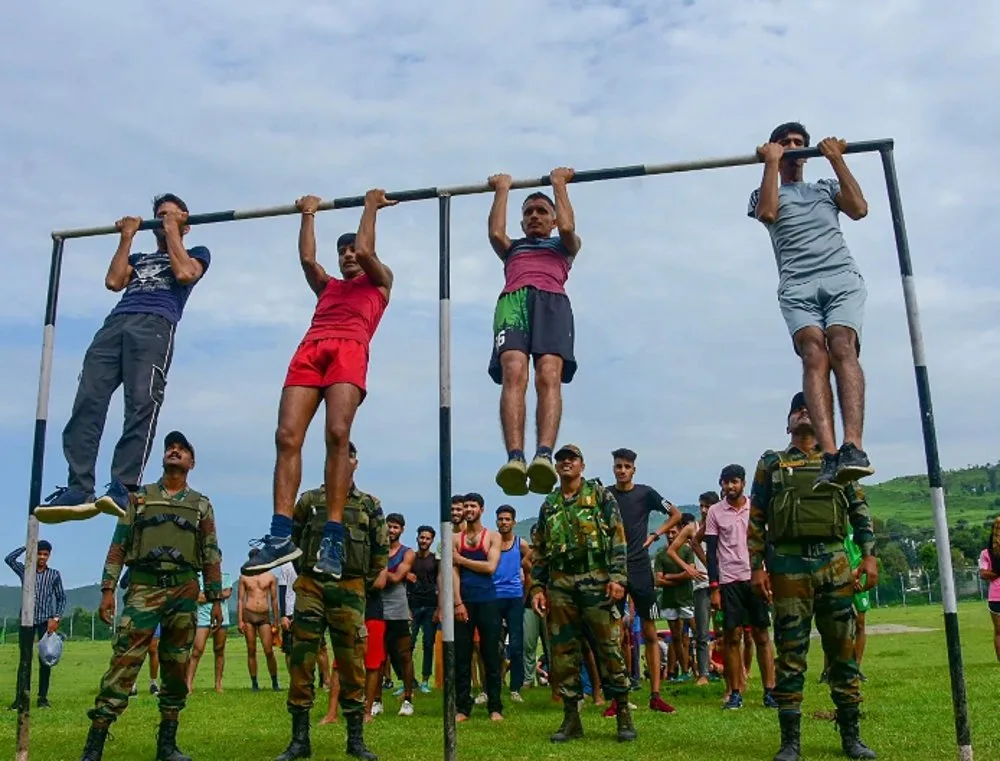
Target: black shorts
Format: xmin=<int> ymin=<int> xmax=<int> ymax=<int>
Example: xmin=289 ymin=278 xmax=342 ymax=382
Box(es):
xmin=488 ymin=286 xmax=576 ymax=384
xmin=989 ymin=601 xmax=1000 ymax=615
xmin=721 ymin=581 xmax=771 ymax=631
xmin=384 ymin=618 xmax=411 ymax=645
xmin=625 ymin=570 xmax=657 ymax=621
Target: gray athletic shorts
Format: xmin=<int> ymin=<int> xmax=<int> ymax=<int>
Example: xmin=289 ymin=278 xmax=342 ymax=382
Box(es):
xmin=778 ymin=270 xmax=866 ymax=350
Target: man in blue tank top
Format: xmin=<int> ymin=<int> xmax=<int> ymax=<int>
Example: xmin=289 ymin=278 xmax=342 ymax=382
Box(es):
xmin=451 ymin=493 xmax=503 ymax=721
xmin=383 ymin=513 xmax=416 ymax=716
xmin=493 ymin=505 xmax=531 ymax=702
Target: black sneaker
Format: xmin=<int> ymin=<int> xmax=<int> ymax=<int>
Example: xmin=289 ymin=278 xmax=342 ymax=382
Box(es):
xmin=835 ymin=443 xmax=875 ymax=484
xmin=812 ymin=453 xmax=840 ymax=491
xmin=37 ymin=697 xmax=51 ymax=709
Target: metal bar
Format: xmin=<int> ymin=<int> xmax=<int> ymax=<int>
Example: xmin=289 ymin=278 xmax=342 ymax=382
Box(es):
xmin=16 ymin=237 xmax=65 ymax=761
xmin=51 ymin=139 xmax=893 ymax=240
xmin=880 ymin=147 xmax=973 ymax=761
xmin=437 ymin=195 xmax=457 ymax=761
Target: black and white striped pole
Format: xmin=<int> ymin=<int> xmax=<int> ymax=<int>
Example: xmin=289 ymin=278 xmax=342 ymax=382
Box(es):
xmin=437 ymin=194 xmax=457 ymax=761
xmin=880 ymin=147 xmax=972 ymax=761
xmin=16 ymin=236 xmax=65 ymax=761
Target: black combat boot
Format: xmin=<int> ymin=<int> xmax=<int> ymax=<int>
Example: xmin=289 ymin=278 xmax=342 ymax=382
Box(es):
xmin=774 ymin=711 xmax=801 ymax=761
xmin=836 ymin=706 xmax=877 ymax=759
xmin=79 ymin=724 xmax=109 ymax=761
xmin=549 ymin=701 xmax=584 ymax=743
xmin=615 ymin=699 xmax=637 ymax=742
xmin=275 ymin=711 xmax=312 ymax=761
xmin=156 ymin=719 xmax=192 ymax=761
xmin=346 ymin=711 xmax=377 ymax=761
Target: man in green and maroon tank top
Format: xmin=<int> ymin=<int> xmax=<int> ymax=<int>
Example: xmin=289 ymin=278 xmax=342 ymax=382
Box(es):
xmin=244 ymin=189 xmax=397 ymax=581
xmin=486 ymin=168 xmax=582 ymax=498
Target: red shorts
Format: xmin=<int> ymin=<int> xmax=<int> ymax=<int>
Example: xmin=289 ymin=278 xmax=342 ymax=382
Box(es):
xmin=284 ymin=337 xmax=368 ymax=394
xmin=364 ymin=619 xmax=386 ymax=671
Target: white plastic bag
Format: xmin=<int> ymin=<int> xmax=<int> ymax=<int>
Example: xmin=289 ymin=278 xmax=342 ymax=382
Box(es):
xmin=37 ymin=631 xmax=64 ymax=668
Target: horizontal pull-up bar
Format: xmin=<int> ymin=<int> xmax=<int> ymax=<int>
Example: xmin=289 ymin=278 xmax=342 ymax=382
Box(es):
xmin=52 ymin=138 xmax=893 ymax=240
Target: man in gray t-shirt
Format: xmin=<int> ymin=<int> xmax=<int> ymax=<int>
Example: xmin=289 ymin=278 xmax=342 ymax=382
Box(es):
xmin=748 ymin=121 xmax=875 ymax=490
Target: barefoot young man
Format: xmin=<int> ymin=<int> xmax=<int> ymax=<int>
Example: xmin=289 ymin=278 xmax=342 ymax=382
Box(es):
xmin=238 ymin=565 xmax=281 ymax=691
xmin=487 ymin=169 xmax=582 ymax=497
xmin=36 ymin=195 xmax=210 ymax=524
xmin=749 ymin=123 xmax=874 ymax=490
xmin=244 ymin=189 xmax=397 ymax=579
xmin=706 ymin=465 xmax=777 ymax=711
xmin=607 ymin=447 xmax=680 ymax=714
xmin=451 ymin=494 xmax=504 ymax=721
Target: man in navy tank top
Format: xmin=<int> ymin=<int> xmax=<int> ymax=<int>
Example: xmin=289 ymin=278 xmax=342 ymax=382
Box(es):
xmin=451 ymin=493 xmax=504 ymax=721
xmin=493 ymin=505 xmax=531 ymax=703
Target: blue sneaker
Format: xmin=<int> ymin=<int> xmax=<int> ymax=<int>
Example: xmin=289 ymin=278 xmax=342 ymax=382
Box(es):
xmin=95 ymin=480 xmax=130 ymax=519
xmin=241 ymin=536 xmax=302 ymax=575
xmin=418 ymin=681 xmax=432 ymax=694
xmin=393 ymin=685 xmax=406 ymax=698
xmin=763 ymin=690 xmax=779 ymax=709
xmin=723 ymin=692 xmax=743 ymax=710
xmin=313 ymin=536 xmax=343 ymax=578
xmin=34 ymin=486 xmax=97 ymax=523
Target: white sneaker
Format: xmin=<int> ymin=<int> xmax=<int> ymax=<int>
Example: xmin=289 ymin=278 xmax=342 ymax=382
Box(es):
xmin=510 ymin=691 xmax=523 ymax=703
xmin=398 ymin=700 xmax=414 ymax=716
xmin=371 ymin=701 xmax=384 ymax=716
xmin=475 ymin=692 xmax=488 ymax=705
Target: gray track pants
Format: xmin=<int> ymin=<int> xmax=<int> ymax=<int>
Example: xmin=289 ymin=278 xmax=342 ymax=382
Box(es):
xmin=693 ymin=586 xmax=711 ymax=678
xmin=63 ymin=312 xmax=175 ymax=495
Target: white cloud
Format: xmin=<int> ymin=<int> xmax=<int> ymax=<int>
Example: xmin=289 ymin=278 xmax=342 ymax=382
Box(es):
xmin=1 ymin=0 xmax=998 ymax=586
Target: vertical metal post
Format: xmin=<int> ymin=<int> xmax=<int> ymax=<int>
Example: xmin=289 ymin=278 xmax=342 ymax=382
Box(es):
xmin=880 ymin=148 xmax=973 ymax=761
xmin=437 ymin=194 xmax=457 ymax=761
xmin=16 ymin=236 xmax=65 ymax=761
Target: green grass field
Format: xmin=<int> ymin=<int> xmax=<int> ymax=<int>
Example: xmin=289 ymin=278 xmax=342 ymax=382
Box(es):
xmin=1 ymin=602 xmax=998 ymax=761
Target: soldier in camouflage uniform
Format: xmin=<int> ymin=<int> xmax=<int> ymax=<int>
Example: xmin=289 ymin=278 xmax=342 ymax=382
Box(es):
xmin=528 ymin=444 xmax=635 ymax=744
xmin=79 ymin=431 xmax=223 ymax=761
xmin=748 ymin=393 xmax=878 ymax=761
xmin=275 ymin=441 xmax=388 ymax=761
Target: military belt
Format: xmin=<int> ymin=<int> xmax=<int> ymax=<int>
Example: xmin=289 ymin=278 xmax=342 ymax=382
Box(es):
xmin=128 ymin=568 xmax=198 ymax=588
xmin=773 ymin=539 xmax=845 ymax=557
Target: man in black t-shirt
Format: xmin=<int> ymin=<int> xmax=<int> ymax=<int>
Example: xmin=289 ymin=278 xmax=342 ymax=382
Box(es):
xmin=607 ymin=448 xmax=681 ymax=714
xmin=407 ymin=525 xmax=439 ymax=692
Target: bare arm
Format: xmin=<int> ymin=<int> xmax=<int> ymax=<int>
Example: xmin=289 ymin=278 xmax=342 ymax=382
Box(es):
xmin=268 ymin=576 xmax=280 ymax=622
xmin=753 ymin=144 xmax=783 ymax=224
xmin=549 ymin=168 xmax=581 ymax=255
xmin=105 ymin=217 xmax=141 ymax=291
xmin=519 ymin=539 xmax=532 ymax=575
xmin=819 ymin=137 xmax=868 ymax=220
xmin=237 ymin=577 xmax=246 ymax=624
xmin=387 ymin=549 xmax=415 ymax=584
xmin=980 ymin=568 xmax=999 ymax=582
xmin=353 ymin=189 xmax=396 ymax=292
xmin=666 ymin=524 xmax=697 ymax=570
xmin=161 ymin=210 xmax=205 ymax=285
xmin=295 ymin=195 xmax=331 ymax=296
xmin=487 ymin=174 xmax=513 ymax=259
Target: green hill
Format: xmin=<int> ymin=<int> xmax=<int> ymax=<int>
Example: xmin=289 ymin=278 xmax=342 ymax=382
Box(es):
xmin=865 ymin=464 xmax=1000 ymax=528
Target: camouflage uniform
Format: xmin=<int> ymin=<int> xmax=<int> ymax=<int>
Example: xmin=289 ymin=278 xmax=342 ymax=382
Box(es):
xmin=529 ymin=469 xmax=635 ymax=743
xmin=749 ymin=444 xmax=877 ymax=760
xmin=85 ymin=481 xmax=222 ymax=759
xmin=276 ymin=483 xmax=388 ymax=761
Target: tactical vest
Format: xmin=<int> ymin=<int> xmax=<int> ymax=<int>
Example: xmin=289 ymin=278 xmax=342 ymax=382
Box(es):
xmin=297 ymin=490 xmax=373 ymax=579
xmin=542 ymin=479 xmax=609 ymax=565
xmin=767 ymin=455 xmax=848 ymax=543
xmin=130 ymin=484 xmax=207 ymax=568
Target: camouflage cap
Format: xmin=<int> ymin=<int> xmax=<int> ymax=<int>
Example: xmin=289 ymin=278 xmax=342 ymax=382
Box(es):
xmin=554 ymin=443 xmax=584 ymax=461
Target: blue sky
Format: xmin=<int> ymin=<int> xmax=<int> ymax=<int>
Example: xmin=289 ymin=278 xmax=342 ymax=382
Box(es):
xmin=2 ymin=1 xmax=998 ymax=588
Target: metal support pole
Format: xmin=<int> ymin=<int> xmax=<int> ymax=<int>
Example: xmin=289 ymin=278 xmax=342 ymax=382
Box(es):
xmin=880 ymin=148 xmax=972 ymax=761
xmin=16 ymin=236 xmax=65 ymax=761
xmin=437 ymin=195 xmax=457 ymax=761
xmin=50 ymin=141 xmax=894 ymax=240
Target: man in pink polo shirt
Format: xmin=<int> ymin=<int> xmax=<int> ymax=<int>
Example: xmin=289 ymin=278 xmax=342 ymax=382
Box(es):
xmin=705 ymin=464 xmax=777 ymax=711
xmin=486 ymin=168 xmax=582 ymax=497
xmin=978 ymin=521 xmax=1000 ymax=662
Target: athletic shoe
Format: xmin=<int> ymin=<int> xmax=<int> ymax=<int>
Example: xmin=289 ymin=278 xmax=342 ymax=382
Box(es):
xmin=313 ymin=536 xmax=344 ymax=578
xmin=150 ymin=682 xmax=159 ymax=695
xmin=34 ymin=486 xmax=97 ymax=523
xmin=398 ymin=700 xmax=414 ymax=716
xmin=763 ymin=690 xmax=779 ymax=709
xmin=241 ymin=536 xmax=302 ymax=574
xmin=629 ymin=677 xmax=642 ymax=691
xmin=835 ymin=443 xmax=875 ymax=484
xmin=383 ymin=678 xmax=394 ymax=690
xmin=36 ymin=697 xmax=51 ymax=709
xmin=649 ymin=695 xmax=677 ymax=714
xmin=812 ymin=453 xmax=840 ymax=491
xmin=130 ymin=684 xmax=138 ymax=696
xmin=859 ymin=671 xmax=868 ymax=683
xmin=603 ymin=700 xmax=618 ymax=718
xmin=393 ymin=685 xmax=406 ymax=698
xmin=527 ymin=455 xmax=558 ymax=495
xmin=723 ymin=692 xmax=743 ymax=710
xmin=510 ymin=691 xmax=524 ymax=703
xmin=496 ymin=458 xmax=529 ymax=496
xmin=95 ymin=480 xmax=130 ymax=519
xmin=418 ymin=681 xmax=432 ymax=694
xmin=475 ymin=692 xmax=488 ymax=705
xmin=371 ymin=701 xmax=383 ymax=716
xmin=819 ymin=669 xmax=829 ymax=684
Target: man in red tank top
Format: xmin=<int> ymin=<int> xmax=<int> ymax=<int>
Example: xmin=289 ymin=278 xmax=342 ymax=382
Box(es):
xmin=242 ymin=189 xmax=396 ymax=580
